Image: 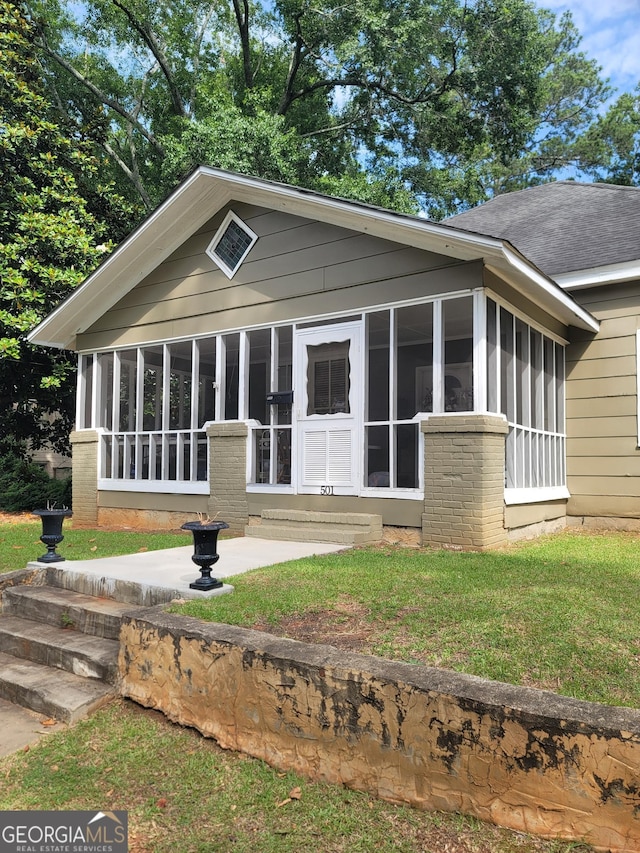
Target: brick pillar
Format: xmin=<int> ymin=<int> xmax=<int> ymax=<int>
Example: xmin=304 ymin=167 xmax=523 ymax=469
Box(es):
xmin=70 ymin=430 xmax=99 ymax=527
xmin=421 ymin=415 xmax=508 ymax=550
xmin=206 ymin=422 xmax=249 ymax=533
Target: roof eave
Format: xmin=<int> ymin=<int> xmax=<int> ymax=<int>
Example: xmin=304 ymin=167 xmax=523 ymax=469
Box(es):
xmin=555 ymin=260 xmax=640 ymax=291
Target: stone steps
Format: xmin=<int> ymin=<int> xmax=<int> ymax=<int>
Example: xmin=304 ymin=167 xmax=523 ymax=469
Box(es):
xmin=0 ymin=651 xmax=114 ymax=725
xmin=0 ymin=580 xmax=141 ymax=724
xmin=245 ymin=509 xmax=383 ymax=545
xmin=2 ymin=584 xmax=133 ymax=640
xmin=0 ymin=614 xmax=120 ymax=683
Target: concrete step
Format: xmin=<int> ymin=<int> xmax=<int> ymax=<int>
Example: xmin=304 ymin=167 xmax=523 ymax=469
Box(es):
xmin=0 ymin=615 xmax=119 ymax=683
xmin=245 ymin=524 xmax=377 ymax=545
xmin=0 ymin=650 xmax=115 ymax=724
xmin=2 ymin=585 xmax=138 ymax=640
xmin=245 ymin=509 xmax=383 ymax=545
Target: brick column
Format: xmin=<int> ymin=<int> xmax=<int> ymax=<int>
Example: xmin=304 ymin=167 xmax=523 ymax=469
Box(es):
xmin=206 ymin=422 xmax=249 ymax=533
xmin=70 ymin=430 xmax=99 ymax=527
xmin=421 ymin=415 xmax=508 ymax=550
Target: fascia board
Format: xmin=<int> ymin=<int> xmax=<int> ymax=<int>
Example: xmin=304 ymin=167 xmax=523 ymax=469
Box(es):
xmin=555 ymin=260 xmax=640 ymax=291
xmin=487 ymin=248 xmax=600 ymax=333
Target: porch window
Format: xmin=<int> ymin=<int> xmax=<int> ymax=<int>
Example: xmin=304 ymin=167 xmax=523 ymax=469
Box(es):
xmin=486 ymin=298 xmax=567 ymax=499
xmin=251 ymin=326 xmax=293 ymax=486
xmin=365 ymin=297 xmax=475 ymax=491
xmin=82 ymin=337 xmax=223 ymax=492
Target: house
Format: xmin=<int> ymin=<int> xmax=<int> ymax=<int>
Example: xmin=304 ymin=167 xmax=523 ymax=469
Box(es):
xmin=30 ymin=169 xmax=637 ymax=549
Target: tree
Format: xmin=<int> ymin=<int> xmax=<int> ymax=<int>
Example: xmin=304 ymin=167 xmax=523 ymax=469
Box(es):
xmin=572 ymin=87 xmax=640 ymax=186
xmin=26 ymin=0 xmax=611 ymax=217
xmin=0 ymin=0 xmax=133 ymax=455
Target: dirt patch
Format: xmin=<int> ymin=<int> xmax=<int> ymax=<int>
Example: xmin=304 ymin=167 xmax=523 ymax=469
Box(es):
xmin=252 ymin=595 xmax=378 ymax=653
xmin=0 ymin=512 xmax=36 ymax=525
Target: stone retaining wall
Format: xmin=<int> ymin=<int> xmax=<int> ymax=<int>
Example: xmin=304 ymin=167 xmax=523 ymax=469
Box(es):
xmin=119 ymin=608 xmax=640 ymax=852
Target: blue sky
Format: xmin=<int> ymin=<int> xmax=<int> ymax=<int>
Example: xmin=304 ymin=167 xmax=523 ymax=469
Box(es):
xmin=537 ymin=0 xmax=640 ymax=101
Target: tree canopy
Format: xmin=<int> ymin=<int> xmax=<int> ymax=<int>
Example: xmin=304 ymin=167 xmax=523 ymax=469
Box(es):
xmin=0 ymin=0 xmax=132 ymax=454
xmin=26 ymin=0 xmax=616 ymax=218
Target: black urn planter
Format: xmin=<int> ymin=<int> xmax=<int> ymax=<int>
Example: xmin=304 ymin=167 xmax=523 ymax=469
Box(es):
xmin=181 ymin=519 xmax=229 ymax=591
xmin=33 ymin=508 xmax=73 ymax=563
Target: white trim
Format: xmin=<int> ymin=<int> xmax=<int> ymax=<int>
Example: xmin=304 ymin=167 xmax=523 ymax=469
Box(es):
xmin=504 ymin=486 xmax=570 ymax=505
xmin=98 ymin=478 xmax=210 ymax=495
xmin=473 ymin=289 xmax=487 ymax=412
xmin=556 ymin=260 xmax=640 ymax=291
xmin=72 ymin=289 xmax=478 ymax=357
xmin=484 ymin=286 xmax=570 ymax=346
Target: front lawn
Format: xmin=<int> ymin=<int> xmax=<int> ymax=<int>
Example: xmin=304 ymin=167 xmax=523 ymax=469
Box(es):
xmin=0 ymin=519 xmax=191 ymax=574
xmin=175 ymin=530 xmax=640 ymax=708
xmin=1 ymin=519 xmax=638 ymax=708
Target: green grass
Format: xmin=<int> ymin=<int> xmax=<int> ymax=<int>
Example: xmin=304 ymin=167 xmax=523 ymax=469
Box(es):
xmin=3 ymin=522 xmax=639 ymax=707
xmin=0 ymin=521 xmax=191 ymax=574
xmin=173 ymin=530 xmax=640 ymax=708
xmin=0 ymin=700 xmax=591 ymax=852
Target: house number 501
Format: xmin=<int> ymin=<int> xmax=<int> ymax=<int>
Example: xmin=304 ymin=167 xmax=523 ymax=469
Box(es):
xmin=320 ymin=485 xmax=334 ymax=495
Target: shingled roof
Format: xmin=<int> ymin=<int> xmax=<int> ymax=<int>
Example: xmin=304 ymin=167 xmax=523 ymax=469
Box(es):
xmin=446 ymin=182 xmax=640 ymax=278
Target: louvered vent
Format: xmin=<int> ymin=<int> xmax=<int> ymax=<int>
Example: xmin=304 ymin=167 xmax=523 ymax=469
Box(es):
xmin=303 ymin=429 xmax=352 ymax=485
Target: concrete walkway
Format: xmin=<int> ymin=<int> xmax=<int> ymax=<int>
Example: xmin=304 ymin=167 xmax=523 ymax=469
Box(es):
xmin=38 ymin=535 xmax=348 ymax=602
xmin=1 ymin=536 xmax=347 ymax=758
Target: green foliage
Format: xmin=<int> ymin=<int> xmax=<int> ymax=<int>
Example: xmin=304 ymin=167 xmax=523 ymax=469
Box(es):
xmin=0 ymin=0 xmax=134 ymax=454
xmin=0 ymin=448 xmax=71 ymax=511
xmin=27 ymin=0 xmax=614 ymax=215
xmin=573 ymin=87 xmax=640 ymax=185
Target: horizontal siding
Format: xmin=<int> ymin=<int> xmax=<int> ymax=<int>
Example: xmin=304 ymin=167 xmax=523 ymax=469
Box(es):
xmin=566 ymin=280 xmax=640 ymax=519
xmin=567 ymin=415 xmax=636 ymax=439
xmin=568 ymin=475 xmax=640 ymax=498
xmin=568 ymin=493 xmax=640 ymax=518
xmin=567 ymin=456 xmax=640 ymax=477
xmin=77 ymin=264 xmax=481 ymax=351
xmin=566 ymin=396 xmax=636 ymax=418
xmin=566 ymin=353 xmax=636 ymax=381
xmin=565 ymin=375 xmax=636 ymax=399
xmin=567 ymin=436 xmax=639 ymax=457
xmin=82 ymin=205 xmax=466 ymax=345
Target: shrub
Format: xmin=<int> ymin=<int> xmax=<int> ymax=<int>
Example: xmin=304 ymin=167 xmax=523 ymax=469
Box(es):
xmin=0 ymin=450 xmax=72 ymax=512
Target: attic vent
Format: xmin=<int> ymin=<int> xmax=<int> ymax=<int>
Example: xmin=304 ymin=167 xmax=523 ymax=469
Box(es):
xmin=206 ymin=211 xmax=258 ymax=279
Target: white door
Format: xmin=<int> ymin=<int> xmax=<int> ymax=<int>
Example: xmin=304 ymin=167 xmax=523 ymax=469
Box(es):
xmin=294 ymin=322 xmax=362 ymax=495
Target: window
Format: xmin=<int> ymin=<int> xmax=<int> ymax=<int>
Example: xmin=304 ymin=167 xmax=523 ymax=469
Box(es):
xmin=206 ymin=211 xmax=258 ymax=279
xmin=486 ymin=298 xmax=566 ymax=499
xmin=86 ymin=339 xmax=223 ymax=492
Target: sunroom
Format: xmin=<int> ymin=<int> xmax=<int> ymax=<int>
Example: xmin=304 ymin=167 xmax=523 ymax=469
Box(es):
xmin=77 ymin=292 xmax=567 ymax=522
xmin=29 ymin=168 xmax=598 ymax=547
